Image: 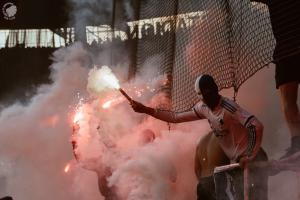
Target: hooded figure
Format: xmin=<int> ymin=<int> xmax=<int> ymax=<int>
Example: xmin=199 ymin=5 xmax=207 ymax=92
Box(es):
xmin=130 ymin=74 xmax=268 ymax=200
xmin=194 ymin=74 xmax=220 ymax=110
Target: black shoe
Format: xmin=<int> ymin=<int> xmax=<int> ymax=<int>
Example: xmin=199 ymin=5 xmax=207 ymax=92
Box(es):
xmin=280 ymin=147 xmax=300 ymax=160
xmin=280 ymin=136 xmax=300 ymax=159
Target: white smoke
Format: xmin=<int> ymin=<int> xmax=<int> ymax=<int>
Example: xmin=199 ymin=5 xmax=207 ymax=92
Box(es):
xmin=1 ymin=1 xmax=299 ymax=198
xmin=69 ymin=0 xmax=113 ymax=40
xmin=0 ymin=38 xmax=211 ymax=200
xmin=107 ymin=127 xmax=205 ymax=200
xmin=123 ymin=1 xmax=134 ymax=21
xmin=0 ymin=43 xmax=102 ymax=200
xmin=71 ymin=51 xmax=208 ymax=200
xmin=1 ymin=43 xmax=299 ymax=200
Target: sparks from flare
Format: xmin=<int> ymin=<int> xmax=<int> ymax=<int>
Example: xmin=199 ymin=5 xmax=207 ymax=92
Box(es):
xmin=101 ymin=84 xmax=158 ymax=109
xmin=73 ymin=109 xmax=84 ymax=124
xmin=88 ymin=66 xmax=161 ymax=109
xmin=73 ymin=96 xmax=85 ymax=124
xmin=64 ymin=164 xmax=71 ymax=173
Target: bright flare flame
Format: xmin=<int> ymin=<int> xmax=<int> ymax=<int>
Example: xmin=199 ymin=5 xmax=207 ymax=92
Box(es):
xmin=73 ymin=110 xmax=84 ymax=124
xmin=102 ymin=72 xmax=120 ymax=89
xmin=64 ymin=164 xmax=71 ymax=173
xmin=87 ymin=65 xmax=120 ymax=95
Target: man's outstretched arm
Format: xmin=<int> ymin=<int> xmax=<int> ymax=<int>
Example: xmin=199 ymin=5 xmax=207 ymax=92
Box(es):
xmin=130 ymin=100 xmax=204 ymax=123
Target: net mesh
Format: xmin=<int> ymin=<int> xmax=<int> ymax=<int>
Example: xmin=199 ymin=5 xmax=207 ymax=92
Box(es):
xmin=132 ymin=0 xmax=298 ymax=111
xmin=135 ymin=1 xmax=179 ymax=100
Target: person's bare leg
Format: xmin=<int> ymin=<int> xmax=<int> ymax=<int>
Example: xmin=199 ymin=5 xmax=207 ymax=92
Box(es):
xmin=279 ymin=82 xmax=300 ymax=143
xmin=279 ymin=82 xmax=300 ymax=199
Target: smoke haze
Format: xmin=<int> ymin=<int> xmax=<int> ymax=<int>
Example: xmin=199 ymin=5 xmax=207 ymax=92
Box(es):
xmin=0 ymin=0 xmax=299 ymax=199
xmin=1 ymin=42 xmax=300 ymax=200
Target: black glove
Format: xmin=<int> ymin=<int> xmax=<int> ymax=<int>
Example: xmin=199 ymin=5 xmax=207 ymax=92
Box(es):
xmin=130 ymin=100 xmax=147 ymax=113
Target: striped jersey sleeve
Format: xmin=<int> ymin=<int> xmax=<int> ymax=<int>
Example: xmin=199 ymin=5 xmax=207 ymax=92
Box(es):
xmin=193 ymin=101 xmax=209 ymax=118
xmin=221 ymin=97 xmax=260 ymax=158
xmin=221 ymin=97 xmax=254 ymax=128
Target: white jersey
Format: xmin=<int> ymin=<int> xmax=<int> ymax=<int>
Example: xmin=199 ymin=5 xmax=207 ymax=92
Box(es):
xmin=152 ymin=96 xmax=263 ymax=161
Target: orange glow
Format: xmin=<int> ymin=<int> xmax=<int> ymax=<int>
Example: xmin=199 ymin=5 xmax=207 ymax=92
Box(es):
xmin=64 ymin=164 xmax=71 ymax=173
xmin=42 ymin=115 xmax=59 ymax=127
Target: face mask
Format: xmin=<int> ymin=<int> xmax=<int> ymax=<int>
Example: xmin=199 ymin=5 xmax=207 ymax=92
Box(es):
xmin=195 ymin=74 xmax=220 ymax=109
xmin=202 ymin=91 xmax=220 ymax=110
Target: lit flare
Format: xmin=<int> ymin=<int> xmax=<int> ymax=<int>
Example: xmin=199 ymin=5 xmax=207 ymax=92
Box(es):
xmin=87 ymin=66 xmax=120 ymax=95
xmin=119 ymin=88 xmax=132 ymax=102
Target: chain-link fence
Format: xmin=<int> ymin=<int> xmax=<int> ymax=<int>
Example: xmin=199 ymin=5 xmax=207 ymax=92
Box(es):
xmin=132 ymin=0 xmax=287 ymax=112
xmin=3 ymin=0 xmax=297 ymax=112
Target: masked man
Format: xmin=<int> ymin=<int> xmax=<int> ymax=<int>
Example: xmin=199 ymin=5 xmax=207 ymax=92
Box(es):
xmin=130 ymin=74 xmax=268 ymax=200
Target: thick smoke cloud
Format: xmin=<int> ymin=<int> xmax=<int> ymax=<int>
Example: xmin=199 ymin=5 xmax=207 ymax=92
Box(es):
xmin=69 ymin=0 xmax=113 ymax=40
xmin=0 ymin=43 xmax=98 ymax=200
xmin=0 ymin=42 xmax=209 ymax=200
xmin=0 ymin=0 xmax=299 ymax=199
xmin=0 ymin=45 xmax=299 ymax=200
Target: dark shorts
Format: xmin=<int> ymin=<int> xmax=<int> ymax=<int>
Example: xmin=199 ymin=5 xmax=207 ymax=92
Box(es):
xmin=275 ymin=53 xmax=300 ymax=89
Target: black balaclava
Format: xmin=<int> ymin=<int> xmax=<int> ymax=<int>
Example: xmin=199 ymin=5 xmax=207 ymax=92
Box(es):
xmin=198 ymin=74 xmax=220 ymax=110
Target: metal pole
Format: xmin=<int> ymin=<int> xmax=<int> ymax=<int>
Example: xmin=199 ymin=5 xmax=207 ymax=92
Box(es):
xmin=243 ymin=163 xmax=249 ymax=200
xmin=110 ymin=0 xmax=117 ymax=66
xmin=127 ymin=0 xmax=141 ymax=80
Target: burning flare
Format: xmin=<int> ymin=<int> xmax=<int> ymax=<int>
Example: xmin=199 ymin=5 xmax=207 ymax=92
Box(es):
xmin=119 ymin=88 xmax=132 ymax=102
xmin=87 ymin=65 xmax=132 ymax=103
xmin=87 ymin=65 xmax=120 ymax=95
